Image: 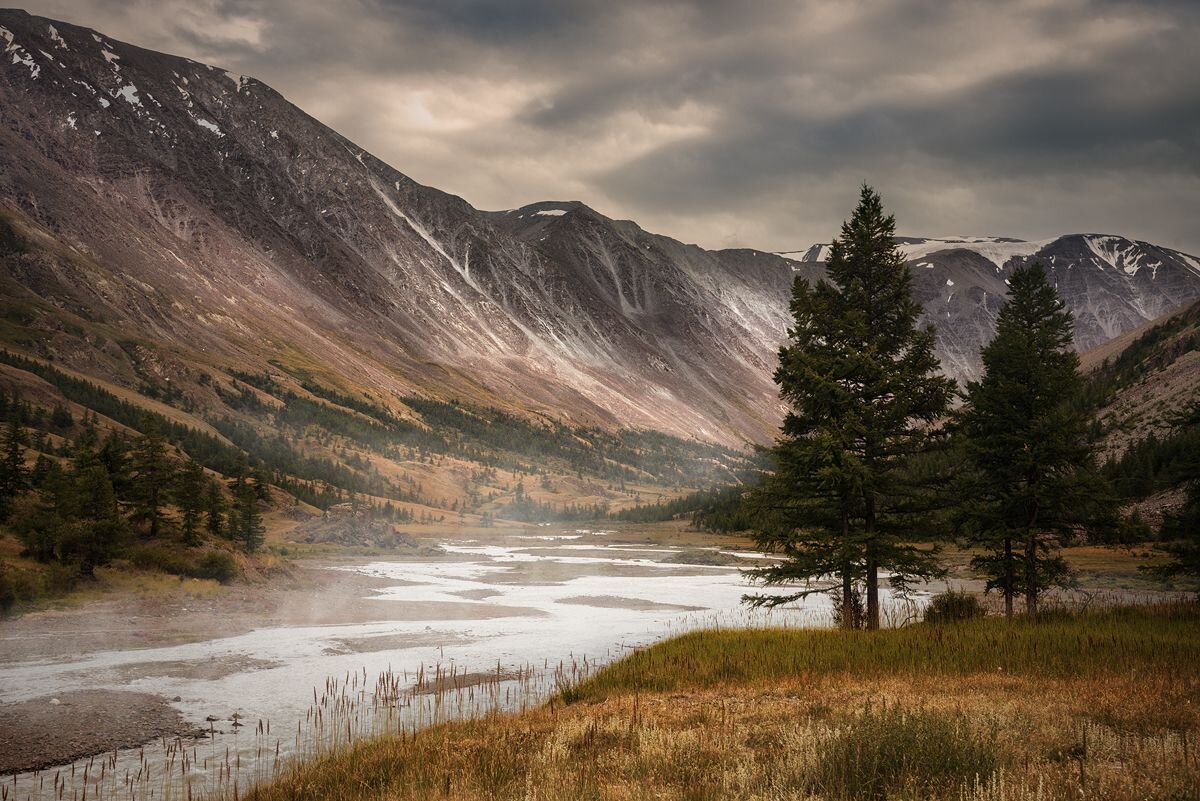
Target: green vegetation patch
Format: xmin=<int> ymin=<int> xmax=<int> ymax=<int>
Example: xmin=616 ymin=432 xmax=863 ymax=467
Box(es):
xmin=566 ymin=602 xmax=1200 ymax=700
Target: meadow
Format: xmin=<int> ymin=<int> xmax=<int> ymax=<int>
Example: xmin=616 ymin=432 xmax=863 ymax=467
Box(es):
xmin=246 ymin=600 xmax=1200 ymax=801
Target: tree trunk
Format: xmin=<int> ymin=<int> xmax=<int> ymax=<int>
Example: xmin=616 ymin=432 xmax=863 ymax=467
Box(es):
xmin=1024 ymin=531 xmax=1038 ymax=618
xmin=1003 ymin=537 xmax=1014 ymax=619
xmin=865 ymin=493 xmax=879 ymax=630
xmin=840 ymin=510 xmax=854 ymax=629
xmin=865 ymin=554 xmax=879 ymax=630
xmin=1024 ymin=505 xmax=1040 ymax=618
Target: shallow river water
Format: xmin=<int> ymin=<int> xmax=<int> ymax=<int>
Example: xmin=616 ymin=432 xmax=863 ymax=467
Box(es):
xmin=0 ymin=530 xmax=919 ymax=800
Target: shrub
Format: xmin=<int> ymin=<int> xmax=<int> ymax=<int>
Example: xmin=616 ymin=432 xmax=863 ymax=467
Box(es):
xmin=0 ymin=560 xmax=14 ymax=612
xmin=811 ymin=704 xmax=1000 ymax=800
xmin=923 ymin=589 xmax=985 ymax=624
xmin=194 ymin=551 xmax=238 ymax=584
xmin=0 ymin=559 xmax=77 ymax=613
xmin=129 ymin=545 xmax=239 ymax=583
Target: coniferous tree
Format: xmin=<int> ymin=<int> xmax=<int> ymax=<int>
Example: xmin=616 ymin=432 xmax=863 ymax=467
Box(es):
xmin=0 ymin=417 xmax=27 ymax=519
xmin=12 ymin=461 xmax=67 ymax=563
xmin=745 ymin=185 xmax=956 ymax=629
xmin=99 ymin=432 xmax=132 ymax=502
xmin=175 ymin=460 xmax=207 ymax=546
xmin=957 ymin=264 xmax=1112 ymax=616
xmin=130 ymin=417 xmax=173 ymax=538
xmin=233 ymin=477 xmax=265 ymax=552
xmin=205 ymin=481 xmax=226 ymax=538
xmin=62 ymin=461 xmax=125 ymax=576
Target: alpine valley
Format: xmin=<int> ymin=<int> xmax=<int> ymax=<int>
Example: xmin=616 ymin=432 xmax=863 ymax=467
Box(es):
xmin=2 ymin=8 xmax=1200 ymax=517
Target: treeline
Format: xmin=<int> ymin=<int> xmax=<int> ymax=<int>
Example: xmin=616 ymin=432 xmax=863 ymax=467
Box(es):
xmin=231 ymin=368 xmax=742 ymax=487
xmin=0 ymin=390 xmax=282 ymax=610
xmin=1103 ymin=405 xmax=1200 ymax=500
xmin=610 ymin=484 xmax=756 ymax=531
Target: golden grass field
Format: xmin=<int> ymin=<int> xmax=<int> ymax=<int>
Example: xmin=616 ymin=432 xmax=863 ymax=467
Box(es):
xmin=246 ymin=601 xmax=1200 ymax=801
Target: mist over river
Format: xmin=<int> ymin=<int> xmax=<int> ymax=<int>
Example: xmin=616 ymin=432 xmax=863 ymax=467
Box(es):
xmin=0 ymin=530 xmax=923 ymax=800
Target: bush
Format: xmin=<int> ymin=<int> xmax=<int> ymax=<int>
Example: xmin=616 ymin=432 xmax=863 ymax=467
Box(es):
xmin=0 ymin=561 xmax=14 ymax=612
xmin=129 ymin=545 xmax=239 ymax=583
xmin=0 ymin=559 xmax=77 ymax=613
xmin=923 ymin=589 xmax=985 ymax=624
xmin=194 ymin=551 xmax=238 ymax=584
xmin=811 ymin=704 xmax=1000 ymax=800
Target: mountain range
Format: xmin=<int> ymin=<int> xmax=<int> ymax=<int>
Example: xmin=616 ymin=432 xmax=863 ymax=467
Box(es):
xmin=3 ymin=7 xmax=1200 ymax=451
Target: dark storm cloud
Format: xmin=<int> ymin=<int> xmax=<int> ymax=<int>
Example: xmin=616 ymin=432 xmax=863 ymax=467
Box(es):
xmin=16 ymin=0 xmax=1200 ymax=253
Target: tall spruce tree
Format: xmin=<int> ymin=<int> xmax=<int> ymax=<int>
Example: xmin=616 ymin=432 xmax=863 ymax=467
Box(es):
xmin=175 ymin=460 xmax=207 ymax=546
xmin=63 ymin=461 xmax=126 ymax=576
xmin=745 ymin=185 xmax=956 ymax=629
xmin=958 ymin=264 xmax=1111 ymax=616
xmin=234 ymin=478 xmax=265 ymax=552
xmin=130 ymin=416 xmax=173 ymax=538
xmin=205 ymin=480 xmax=226 ymax=538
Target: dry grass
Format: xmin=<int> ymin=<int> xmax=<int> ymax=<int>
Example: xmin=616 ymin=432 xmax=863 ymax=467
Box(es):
xmin=245 ymin=602 xmax=1200 ymax=801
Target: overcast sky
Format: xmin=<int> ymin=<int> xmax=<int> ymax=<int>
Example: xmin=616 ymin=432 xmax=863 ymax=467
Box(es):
xmin=19 ymin=0 xmax=1200 ymax=253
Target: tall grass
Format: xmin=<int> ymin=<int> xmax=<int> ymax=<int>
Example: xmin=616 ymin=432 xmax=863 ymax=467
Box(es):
xmin=7 ymin=602 xmax=1198 ymax=801
xmin=566 ymin=600 xmax=1200 ymax=700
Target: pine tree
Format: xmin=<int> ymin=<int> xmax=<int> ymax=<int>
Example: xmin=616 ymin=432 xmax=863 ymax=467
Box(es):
xmin=11 ymin=461 xmax=67 ymax=563
xmin=130 ymin=417 xmax=174 ymax=538
xmin=958 ymin=264 xmax=1112 ymax=616
xmin=175 ymin=460 xmax=206 ymax=546
xmin=745 ymin=185 xmax=956 ymax=629
xmin=205 ymin=480 xmax=226 ymax=538
xmin=63 ymin=462 xmax=125 ymax=576
xmin=0 ymin=417 xmax=27 ymax=519
xmin=99 ymin=432 xmax=132 ymax=502
xmin=234 ymin=478 xmax=265 ymax=552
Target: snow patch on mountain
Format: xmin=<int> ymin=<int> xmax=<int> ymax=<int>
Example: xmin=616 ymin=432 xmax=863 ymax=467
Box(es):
xmin=2 ymin=26 xmax=40 ymax=79
xmin=192 ymin=116 xmax=223 ymax=135
xmin=47 ymin=24 xmax=67 ymax=49
xmin=895 ymin=236 xmax=1053 ymax=269
xmin=115 ymin=83 xmax=141 ymax=106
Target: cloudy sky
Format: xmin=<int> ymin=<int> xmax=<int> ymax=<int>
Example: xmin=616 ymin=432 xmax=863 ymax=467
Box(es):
xmin=19 ymin=0 xmax=1200 ymax=253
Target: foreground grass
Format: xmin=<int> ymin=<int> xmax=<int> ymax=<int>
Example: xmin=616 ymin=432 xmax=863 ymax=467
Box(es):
xmin=251 ymin=602 xmax=1200 ymax=801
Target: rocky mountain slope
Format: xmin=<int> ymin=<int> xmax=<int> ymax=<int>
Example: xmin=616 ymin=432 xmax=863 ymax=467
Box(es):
xmin=2 ymin=8 xmax=1200 ymax=454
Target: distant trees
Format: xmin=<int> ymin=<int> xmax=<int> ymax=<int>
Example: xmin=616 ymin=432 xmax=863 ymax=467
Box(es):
xmin=744 ymin=186 xmax=955 ymax=630
xmin=1148 ymin=407 xmax=1200 ymax=580
xmin=0 ymin=417 xmax=28 ymax=519
xmin=955 ymin=265 xmax=1114 ymax=617
xmin=0 ymin=389 xmax=264 ymax=584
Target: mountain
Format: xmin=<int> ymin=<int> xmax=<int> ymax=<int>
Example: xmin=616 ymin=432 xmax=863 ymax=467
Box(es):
xmin=0 ymin=9 xmax=819 ymax=449
xmin=784 ymin=235 xmax=1200 ymax=381
xmin=2 ymin=7 xmax=1200 ymax=461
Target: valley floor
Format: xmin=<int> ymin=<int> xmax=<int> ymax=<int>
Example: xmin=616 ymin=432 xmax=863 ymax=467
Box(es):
xmin=250 ymin=602 xmax=1200 ymax=801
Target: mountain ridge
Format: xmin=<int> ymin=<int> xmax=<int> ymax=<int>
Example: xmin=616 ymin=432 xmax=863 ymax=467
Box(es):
xmin=2 ymin=8 xmax=1200 ymax=450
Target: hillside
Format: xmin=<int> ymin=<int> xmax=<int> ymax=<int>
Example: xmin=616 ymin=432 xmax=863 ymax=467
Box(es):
xmin=3 ymin=7 xmax=1200 ymax=462
xmin=1075 ymin=300 xmax=1200 ymax=526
